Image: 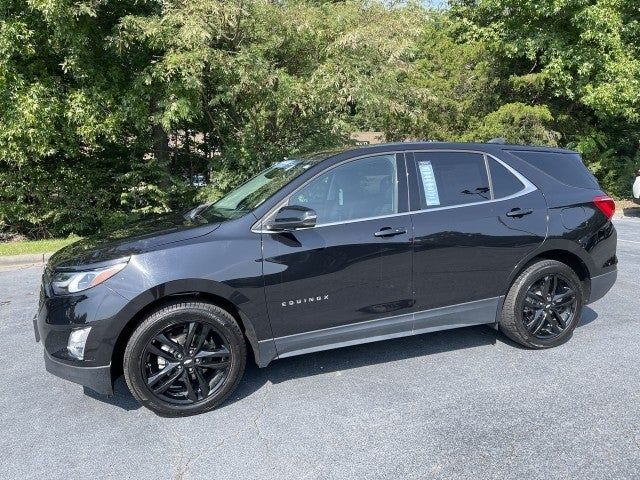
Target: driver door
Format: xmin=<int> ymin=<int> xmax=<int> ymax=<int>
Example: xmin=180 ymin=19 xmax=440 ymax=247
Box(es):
xmin=261 ymin=154 xmax=414 ymax=357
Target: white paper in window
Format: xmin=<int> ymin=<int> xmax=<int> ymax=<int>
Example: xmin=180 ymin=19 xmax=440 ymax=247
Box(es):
xmin=418 ymin=161 xmax=440 ymax=206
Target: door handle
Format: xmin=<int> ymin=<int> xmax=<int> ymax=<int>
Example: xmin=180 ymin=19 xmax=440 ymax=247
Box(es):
xmin=505 ymin=208 xmax=533 ymax=218
xmin=374 ymin=227 xmax=407 ymax=238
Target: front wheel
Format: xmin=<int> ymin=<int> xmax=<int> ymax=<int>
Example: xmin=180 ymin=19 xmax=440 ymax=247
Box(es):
xmin=123 ymin=301 xmax=246 ymax=416
xmin=499 ymin=259 xmax=584 ymax=348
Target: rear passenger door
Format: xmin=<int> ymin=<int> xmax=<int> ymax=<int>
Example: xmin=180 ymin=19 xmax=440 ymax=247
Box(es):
xmin=407 ymin=150 xmax=547 ymax=329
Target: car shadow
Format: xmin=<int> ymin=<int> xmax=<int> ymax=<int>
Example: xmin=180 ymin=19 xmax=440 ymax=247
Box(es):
xmin=578 ymin=306 xmax=598 ymax=327
xmin=84 ymin=378 xmax=142 ymax=411
xmin=86 ymin=306 xmax=600 ymax=413
xmin=227 ymin=324 xmax=498 ymax=408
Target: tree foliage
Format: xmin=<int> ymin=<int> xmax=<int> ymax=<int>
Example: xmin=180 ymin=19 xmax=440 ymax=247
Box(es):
xmin=450 ymin=0 xmax=640 ymax=196
xmin=0 ymin=0 xmax=638 ymax=238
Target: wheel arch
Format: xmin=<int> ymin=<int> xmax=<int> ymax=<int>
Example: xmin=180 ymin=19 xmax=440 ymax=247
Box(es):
xmin=492 ymin=246 xmax=593 ymax=327
xmin=505 ymin=247 xmax=592 ymax=302
xmin=110 ymin=279 xmax=276 ymax=382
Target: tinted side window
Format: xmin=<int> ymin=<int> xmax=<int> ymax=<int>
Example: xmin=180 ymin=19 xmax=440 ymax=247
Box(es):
xmin=413 ymin=152 xmax=489 ymax=208
xmin=288 ymin=155 xmax=397 ymax=224
xmin=488 ymin=158 xmax=525 ymax=198
xmin=509 ymin=151 xmax=599 ymax=189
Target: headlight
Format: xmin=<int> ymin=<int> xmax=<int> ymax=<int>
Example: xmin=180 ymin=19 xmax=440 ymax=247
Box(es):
xmin=51 ymin=262 xmax=128 ymax=295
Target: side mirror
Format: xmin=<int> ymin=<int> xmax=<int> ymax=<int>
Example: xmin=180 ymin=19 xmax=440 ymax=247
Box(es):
xmin=267 ymin=205 xmax=317 ymax=231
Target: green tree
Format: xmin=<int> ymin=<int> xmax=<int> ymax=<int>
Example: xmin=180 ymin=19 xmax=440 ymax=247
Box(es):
xmin=2 ymin=0 xmax=638 ymax=240
xmin=0 ymin=0 xmax=174 ymax=238
xmin=450 ymin=0 xmax=640 ymax=196
xmin=114 ymin=0 xmax=429 ymax=199
xmin=1 ymin=1 xmax=432 ymax=238
xmin=380 ymin=14 xmax=560 ymax=146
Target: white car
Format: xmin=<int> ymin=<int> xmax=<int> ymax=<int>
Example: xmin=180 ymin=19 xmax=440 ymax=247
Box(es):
xmin=634 ymin=168 xmax=640 ymax=204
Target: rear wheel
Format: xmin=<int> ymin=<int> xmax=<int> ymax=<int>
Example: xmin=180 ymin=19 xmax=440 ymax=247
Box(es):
xmin=123 ymin=301 xmax=246 ymax=416
xmin=499 ymin=259 xmax=583 ymax=348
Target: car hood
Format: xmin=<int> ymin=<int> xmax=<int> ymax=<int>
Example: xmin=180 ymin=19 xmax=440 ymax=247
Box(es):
xmin=48 ymin=213 xmax=220 ymax=270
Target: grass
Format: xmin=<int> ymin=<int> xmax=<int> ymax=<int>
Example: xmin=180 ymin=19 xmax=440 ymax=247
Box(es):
xmin=0 ymin=236 xmax=81 ymax=257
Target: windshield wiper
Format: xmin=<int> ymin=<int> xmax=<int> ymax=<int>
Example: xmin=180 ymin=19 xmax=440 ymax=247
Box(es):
xmin=184 ymin=203 xmax=212 ymax=222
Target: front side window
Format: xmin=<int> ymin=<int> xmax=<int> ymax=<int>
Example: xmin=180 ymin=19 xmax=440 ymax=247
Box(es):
xmin=413 ymin=152 xmax=489 ymax=209
xmin=288 ymin=155 xmax=398 ymax=224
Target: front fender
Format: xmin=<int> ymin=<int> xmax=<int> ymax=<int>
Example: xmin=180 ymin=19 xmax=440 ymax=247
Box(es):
xmin=109 ymin=278 xmax=276 ymax=368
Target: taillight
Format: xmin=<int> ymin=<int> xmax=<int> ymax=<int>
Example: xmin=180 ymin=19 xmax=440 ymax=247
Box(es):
xmin=593 ymin=195 xmax=615 ymax=219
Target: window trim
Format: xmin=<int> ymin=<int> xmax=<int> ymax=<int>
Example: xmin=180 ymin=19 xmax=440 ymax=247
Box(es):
xmin=251 ymin=149 xmax=537 ymax=233
xmin=484 ymin=154 xmax=495 ymax=200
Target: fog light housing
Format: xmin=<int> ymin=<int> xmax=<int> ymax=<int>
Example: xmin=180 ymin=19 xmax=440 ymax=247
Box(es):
xmin=67 ymin=327 xmax=92 ymax=360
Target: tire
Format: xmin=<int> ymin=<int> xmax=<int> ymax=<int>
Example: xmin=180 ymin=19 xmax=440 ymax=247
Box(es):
xmin=499 ymin=259 xmax=584 ymax=348
xmin=123 ymin=300 xmax=246 ymax=416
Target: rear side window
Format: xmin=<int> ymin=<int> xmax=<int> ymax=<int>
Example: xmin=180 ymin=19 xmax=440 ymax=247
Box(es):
xmin=488 ymin=158 xmax=524 ymax=199
xmin=509 ymin=151 xmax=599 ymax=189
xmin=413 ymin=152 xmax=490 ymax=208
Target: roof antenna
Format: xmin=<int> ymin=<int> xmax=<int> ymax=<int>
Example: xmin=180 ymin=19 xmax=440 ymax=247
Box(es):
xmin=487 ymin=137 xmax=507 ymax=144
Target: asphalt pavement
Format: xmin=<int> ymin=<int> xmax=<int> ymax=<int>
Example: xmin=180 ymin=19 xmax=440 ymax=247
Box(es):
xmin=1 ymin=219 xmax=638 ymax=480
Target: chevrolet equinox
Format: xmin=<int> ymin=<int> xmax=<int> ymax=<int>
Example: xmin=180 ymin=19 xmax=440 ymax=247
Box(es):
xmin=35 ymin=142 xmax=618 ymax=416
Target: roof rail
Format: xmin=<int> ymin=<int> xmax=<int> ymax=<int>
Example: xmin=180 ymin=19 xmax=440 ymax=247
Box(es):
xmin=487 ymin=137 xmax=507 ymax=144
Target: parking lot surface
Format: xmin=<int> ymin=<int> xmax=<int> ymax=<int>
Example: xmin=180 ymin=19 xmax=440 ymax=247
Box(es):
xmin=1 ymin=219 xmax=639 ymax=480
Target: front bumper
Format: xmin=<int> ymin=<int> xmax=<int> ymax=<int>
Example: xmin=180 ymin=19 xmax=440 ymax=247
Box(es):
xmin=35 ymin=279 xmax=131 ymax=396
xmin=44 ymin=350 xmax=113 ymax=395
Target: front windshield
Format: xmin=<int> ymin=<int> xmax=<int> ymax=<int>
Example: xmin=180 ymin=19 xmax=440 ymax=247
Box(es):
xmin=194 ymin=155 xmax=326 ymax=223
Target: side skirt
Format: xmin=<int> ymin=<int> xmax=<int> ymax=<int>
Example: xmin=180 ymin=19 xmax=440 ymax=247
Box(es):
xmin=274 ymin=297 xmax=502 ymax=360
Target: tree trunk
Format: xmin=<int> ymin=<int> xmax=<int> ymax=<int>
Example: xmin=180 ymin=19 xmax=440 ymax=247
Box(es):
xmin=153 ymin=124 xmax=169 ymax=168
xmin=151 ymin=98 xmax=170 ymax=188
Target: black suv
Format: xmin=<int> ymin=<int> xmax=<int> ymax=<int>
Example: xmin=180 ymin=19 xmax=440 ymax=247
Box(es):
xmin=35 ymin=142 xmax=617 ymax=416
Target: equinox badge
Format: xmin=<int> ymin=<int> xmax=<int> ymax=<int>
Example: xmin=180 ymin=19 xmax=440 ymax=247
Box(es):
xmin=282 ymin=295 xmax=329 ymax=307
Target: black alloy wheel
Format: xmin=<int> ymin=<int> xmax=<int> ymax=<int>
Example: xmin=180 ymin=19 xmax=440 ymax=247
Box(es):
xmin=499 ymin=259 xmax=584 ymax=349
xmin=522 ymin=274 xmax=578 ymax=340
xmin=124 ymin=301 xmax=246 ymax=416
xmin=142 ymin=321 xmax=231 ymax=404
